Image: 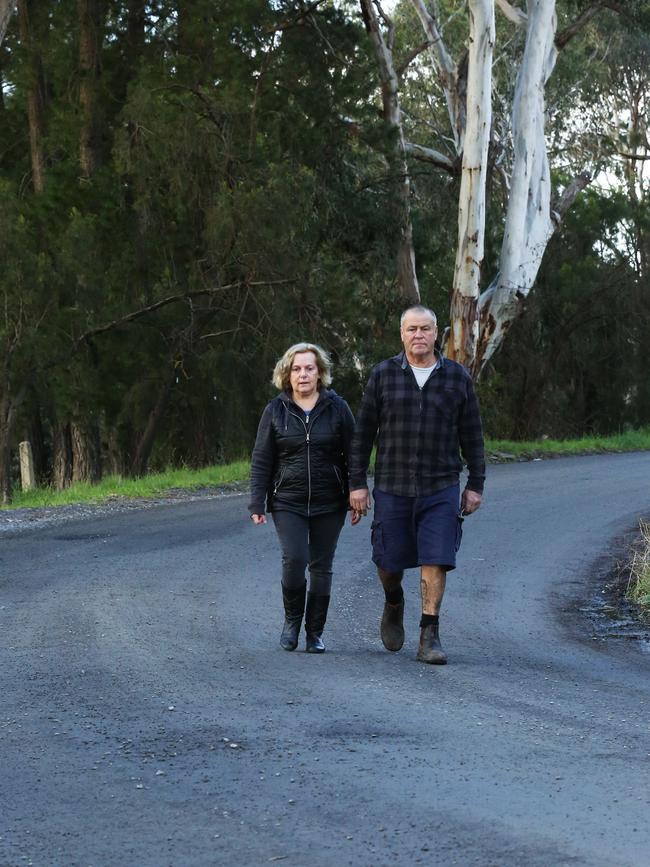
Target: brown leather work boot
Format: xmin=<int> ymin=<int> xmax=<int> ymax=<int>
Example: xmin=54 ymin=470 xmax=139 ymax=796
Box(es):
xmin=380 ymin=600 xmax=405 ymax=651
xmin=416 ymin=623 xmax=447 ymax=664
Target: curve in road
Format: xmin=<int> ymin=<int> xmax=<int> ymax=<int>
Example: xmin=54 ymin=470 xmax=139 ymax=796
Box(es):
xmin=1 ymin=452 xmax=649 ymax=866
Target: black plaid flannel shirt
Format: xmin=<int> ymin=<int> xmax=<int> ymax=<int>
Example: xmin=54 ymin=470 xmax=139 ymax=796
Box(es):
xmin=349 ymin=351 xmax=485 ymax=497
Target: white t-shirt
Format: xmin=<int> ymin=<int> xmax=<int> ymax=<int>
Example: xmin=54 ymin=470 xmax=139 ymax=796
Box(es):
xmin=410 ymin=361 xmax=438 ymax=389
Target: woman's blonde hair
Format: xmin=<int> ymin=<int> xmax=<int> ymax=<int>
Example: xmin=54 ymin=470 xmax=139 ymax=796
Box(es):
xmin=272 ymin=342 xmax=332 ymax=391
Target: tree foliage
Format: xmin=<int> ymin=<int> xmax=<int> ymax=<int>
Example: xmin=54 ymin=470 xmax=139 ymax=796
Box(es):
xmin=0 ymin=0 xmax=647 ymax=501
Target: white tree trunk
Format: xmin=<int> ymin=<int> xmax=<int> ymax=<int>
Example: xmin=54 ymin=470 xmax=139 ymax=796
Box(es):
xmin=0 ymin=0 xmax=16 ymax=46
xmin=445 ymin=0 xmax=494 ymax=365
xmin=476 ymin=0 xmax=558 ymax=373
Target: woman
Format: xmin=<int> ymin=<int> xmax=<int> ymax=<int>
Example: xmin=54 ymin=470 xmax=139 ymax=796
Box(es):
xmin=249 ymin=342 xmax=358 ymax=653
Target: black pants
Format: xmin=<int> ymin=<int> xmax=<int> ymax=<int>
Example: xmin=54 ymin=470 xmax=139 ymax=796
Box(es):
xmin=272 ymin=509 xmax=346 ymax=596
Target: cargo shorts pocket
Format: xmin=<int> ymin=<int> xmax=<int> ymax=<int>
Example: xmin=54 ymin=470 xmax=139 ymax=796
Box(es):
xmin=371 ymin=521 xmax=385 ymax=560
xmin=455 ymin=515 xmax=464 ymax=553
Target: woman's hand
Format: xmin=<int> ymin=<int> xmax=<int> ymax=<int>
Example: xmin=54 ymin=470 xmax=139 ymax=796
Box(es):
xmin=250 ymin=514 xmax=267 ymax=525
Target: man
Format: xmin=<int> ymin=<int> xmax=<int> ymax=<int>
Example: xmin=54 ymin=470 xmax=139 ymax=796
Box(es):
xmin=349 ymin=305 xmax=485 ymax=664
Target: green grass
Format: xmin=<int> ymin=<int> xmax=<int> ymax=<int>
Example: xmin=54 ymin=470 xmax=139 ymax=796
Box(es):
xmin=5 ymin=461 xmax=250 ymax=510
xmin=486 ymin=427 xmax=650 ymax=460
xmin=4 ymin=428 xmax=650 ymax=511
xmin=626 ymin=520 xmax=650 ymax=619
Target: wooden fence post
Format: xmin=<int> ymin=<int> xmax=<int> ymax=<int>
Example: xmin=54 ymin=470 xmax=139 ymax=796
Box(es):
xmin=19 ymin=441 xmax=36 ymax=492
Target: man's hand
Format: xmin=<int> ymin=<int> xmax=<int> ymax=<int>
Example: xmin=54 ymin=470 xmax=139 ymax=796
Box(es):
xmin=461 ymin=489 xmax=482 ymax=515
xmin=349 ymin=488 xmax=372 ymax=519
xmin=250 ymin=513 xmax=267 ymax=525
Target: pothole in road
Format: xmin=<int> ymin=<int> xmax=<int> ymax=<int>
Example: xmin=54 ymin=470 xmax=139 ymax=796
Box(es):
xmin=579 ymin=542 xmax=650 ymax=651
xmin=580 ymin=592 xmax=650 ymax=648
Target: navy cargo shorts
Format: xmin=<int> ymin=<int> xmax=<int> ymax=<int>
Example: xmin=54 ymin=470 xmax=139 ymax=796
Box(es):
xmin=371 ymin=484 xmax=463 ymax=573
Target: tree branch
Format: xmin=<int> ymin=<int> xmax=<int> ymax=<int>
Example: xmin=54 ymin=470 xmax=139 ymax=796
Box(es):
xmin=264 ymin=0 xmax=327 ymax=34
xmin=396 ymin=39 xmax=429 ymax=79
xmin=555 ymin=1 xmax=626 ymax=50
xmin=616 ymin=151 xmax=650 ymax=161
xmin=555 ymin=1 xmax=605 ymax=49
xmin=404 ymin=141 xmax=457 ymax=173
xmin=42 ymin=280 xmax=292 ymax=372
xmin=495 ymin=0 xmax=527 ymax=26
xmin=497 ymin=0 xmax=625 ymax=51
xmin=550 ymin=171 xmax=592 ymax=223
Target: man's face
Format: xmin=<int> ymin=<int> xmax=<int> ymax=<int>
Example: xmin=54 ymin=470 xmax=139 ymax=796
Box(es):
xmin=400 ymin=311 xmax=437 ymax=362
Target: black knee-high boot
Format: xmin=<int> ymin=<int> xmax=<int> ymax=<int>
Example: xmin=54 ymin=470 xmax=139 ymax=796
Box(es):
xmin=280 ymin=584 xmax=306 ymax=651
xmin=304 ymin=592 xmax=330 ymax=653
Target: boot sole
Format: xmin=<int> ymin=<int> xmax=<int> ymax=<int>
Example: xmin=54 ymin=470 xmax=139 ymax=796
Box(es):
xmin=416 ymin=652 xmax=447 ymax=664
xmin=381 ymin=630 xmax=404 ymax=652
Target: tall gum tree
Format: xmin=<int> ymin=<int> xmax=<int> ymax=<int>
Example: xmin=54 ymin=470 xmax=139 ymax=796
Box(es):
xmin=447 ymin=0 xmax=494 ymax=364
xmin=362 ymin=0 xmax=612 ymax=375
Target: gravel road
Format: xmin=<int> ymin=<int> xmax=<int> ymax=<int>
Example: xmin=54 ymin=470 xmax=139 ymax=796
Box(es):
xmin=1 ymin=453 xmax=649 ymax=867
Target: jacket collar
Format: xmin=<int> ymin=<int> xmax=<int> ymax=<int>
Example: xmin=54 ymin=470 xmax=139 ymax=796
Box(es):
xmin=278 ymin=387 xmax=335 ymax=409
xmin=394 ymin=349 xmax=445 ymax=370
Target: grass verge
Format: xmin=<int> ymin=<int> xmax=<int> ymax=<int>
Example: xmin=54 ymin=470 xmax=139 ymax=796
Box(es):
xmin=486 ymin=427 xmax=650 ymax=460
xmin=625 ymin=520 xmax=650 ymax=621
xmin=3 ymin=428 xmax=650 ymax=511
xmin=5 ymin=461 xmax=250 ymax=510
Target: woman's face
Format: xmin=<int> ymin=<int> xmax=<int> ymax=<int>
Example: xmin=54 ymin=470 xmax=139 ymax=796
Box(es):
xmin=289 ymin=351 xmax=319 ymax=399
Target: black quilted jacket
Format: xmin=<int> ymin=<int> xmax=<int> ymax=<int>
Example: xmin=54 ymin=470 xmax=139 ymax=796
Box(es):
xmin=248 ymin=388 xmax=355 ymax=517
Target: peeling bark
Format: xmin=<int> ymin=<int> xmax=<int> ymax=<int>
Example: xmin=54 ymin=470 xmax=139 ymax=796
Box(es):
xmin=475 ymin=0 xmax=558 ymax=375
xmin=71 ymin=419 xmax=102 ymax=483
xmin=445 ymin=0 xmax=494 ymax=366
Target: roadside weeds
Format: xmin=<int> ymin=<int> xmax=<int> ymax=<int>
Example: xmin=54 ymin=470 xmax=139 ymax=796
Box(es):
xmin=624 ymin=520 xmax=650 ymax=621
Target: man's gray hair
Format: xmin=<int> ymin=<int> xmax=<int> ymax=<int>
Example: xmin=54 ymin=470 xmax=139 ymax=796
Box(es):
xmin=400 ymin=305 xmax=437 ymax=326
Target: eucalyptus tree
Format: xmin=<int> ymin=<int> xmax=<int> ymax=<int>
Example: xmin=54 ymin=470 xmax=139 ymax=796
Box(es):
xmin=360 ymin=0 xmax=639 ymax=375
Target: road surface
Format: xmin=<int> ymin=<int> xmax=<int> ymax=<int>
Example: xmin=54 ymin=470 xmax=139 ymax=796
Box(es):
xmin=1 ymin=453 xmax=649 ymax=866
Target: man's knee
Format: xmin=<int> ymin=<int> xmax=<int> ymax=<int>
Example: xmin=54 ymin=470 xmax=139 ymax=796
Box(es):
xmin=378 ymin=567 xmax=403 ymax=585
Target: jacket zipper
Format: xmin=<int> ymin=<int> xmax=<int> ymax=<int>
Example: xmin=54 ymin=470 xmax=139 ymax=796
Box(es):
xmin=287 ymin=409 xmax=313 ymax=516
xmin=273 ymin=466 xmax=286 ymax=495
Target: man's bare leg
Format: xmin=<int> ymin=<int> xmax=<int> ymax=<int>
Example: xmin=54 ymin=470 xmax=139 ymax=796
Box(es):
xmin=417 ymin=564 xmax=447 ymax=664
xmin=378 ymin=567 xmax=404 ymax=651
xmin=420 ymin=565 xmax=446 ymax=615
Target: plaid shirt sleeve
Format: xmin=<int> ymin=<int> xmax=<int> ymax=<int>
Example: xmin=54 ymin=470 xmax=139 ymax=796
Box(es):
xmin=348 ymin=368 xmax=379 ymax=490
xmin=459 ymin=375 xmax=485 ymax=494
